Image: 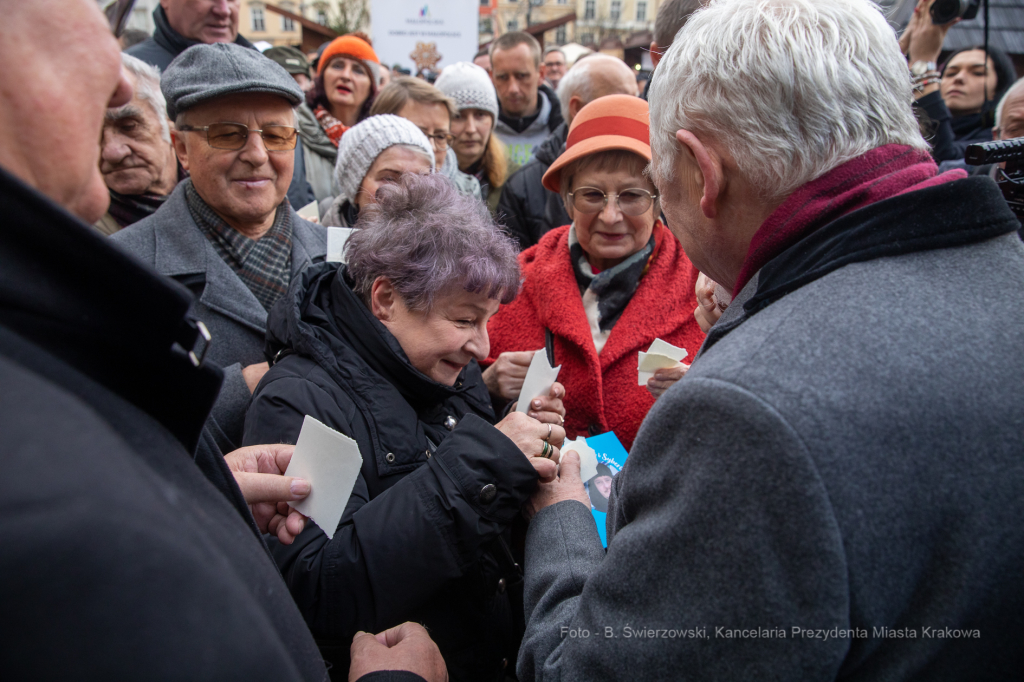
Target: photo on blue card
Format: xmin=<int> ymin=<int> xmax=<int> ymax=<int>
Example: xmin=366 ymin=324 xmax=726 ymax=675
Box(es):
xmin=582 ymin=431 xmax=628 ymax=547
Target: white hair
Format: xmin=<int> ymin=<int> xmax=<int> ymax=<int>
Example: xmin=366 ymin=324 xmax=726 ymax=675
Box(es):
xmin=995 ymin=77 xmax=1024 ymax=130
xmin=556 ymin=55 xmax=635 ymax=122
xmin=120 ymin=53 xmax=170 ymax=143
xmin=648 ymin=0 xmax=928 ymax=201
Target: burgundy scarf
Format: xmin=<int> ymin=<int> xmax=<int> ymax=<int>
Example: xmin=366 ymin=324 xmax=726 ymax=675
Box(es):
xmin=734 ymin=144 xmax=967 ymax=294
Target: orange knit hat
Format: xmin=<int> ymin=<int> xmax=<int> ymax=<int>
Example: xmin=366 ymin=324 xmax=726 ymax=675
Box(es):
xmin=316 ymin=35 xmax=381 ymax=84
xmin=542 ymin=94 xmax=651 ymax=193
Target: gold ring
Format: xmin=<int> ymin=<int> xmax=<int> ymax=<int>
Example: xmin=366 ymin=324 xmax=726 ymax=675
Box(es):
xmin=558 ymin=415 xmax=565 ymax=426
xmin=541 ymin=441 xmax=551 ymax=458
xmin=545 ymin=424 xmax=552 ymax=442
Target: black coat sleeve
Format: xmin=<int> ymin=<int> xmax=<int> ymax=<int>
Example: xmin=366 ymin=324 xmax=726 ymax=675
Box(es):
xmin=243 ymin=374 xmax=539 ymax=640
xmin=496 ymin=172 xmax=533 ymax=251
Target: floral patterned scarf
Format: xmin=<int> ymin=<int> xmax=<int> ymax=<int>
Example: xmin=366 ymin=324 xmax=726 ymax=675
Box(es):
xmin=314 ymin=105 xmax=350 ymax=147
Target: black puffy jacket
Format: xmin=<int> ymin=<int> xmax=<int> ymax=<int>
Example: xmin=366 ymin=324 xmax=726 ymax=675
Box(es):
xmin=242 ymin=262 xmax=537 ymax=682
xmin=496 ymin=123 xmax=571 ymax=250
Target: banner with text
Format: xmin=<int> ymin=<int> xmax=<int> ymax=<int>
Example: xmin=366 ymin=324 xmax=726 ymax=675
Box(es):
xmin=370 ymin=0 xmax=478 ymax=74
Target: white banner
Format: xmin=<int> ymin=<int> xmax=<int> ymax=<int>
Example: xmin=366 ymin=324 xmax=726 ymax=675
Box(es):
xmin=370 ymin=0 xmax=479 ymax=74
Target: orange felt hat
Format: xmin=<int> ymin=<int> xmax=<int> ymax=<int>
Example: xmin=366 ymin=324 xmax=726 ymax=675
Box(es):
xmin=316 ymin=35 xmax=380 ymax=78
xmin=542 ymin=94 xmax=651 ymax=193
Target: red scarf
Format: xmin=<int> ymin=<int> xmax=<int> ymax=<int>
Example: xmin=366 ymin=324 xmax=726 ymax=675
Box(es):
xmin=734 ymin=144 xmax=967 ymax=294
xmin=314 ymin=105 xmax=349 ymax=147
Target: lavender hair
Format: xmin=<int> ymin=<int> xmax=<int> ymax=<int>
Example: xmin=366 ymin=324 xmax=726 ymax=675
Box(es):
xmin=346 ymin=173 xmax=521 ymax=311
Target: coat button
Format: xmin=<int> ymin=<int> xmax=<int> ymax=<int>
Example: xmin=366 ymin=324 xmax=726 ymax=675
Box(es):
xmin=479 ymin=483 xmax=497 ymax=503
xmin=501 ymin=658 xmax=508 ymax=669
xmin=385 ymin=452 xmax=395 ymax=463
xmin=497 ymin=577 xmax=507 ymax=593
xmin=444 ymin=415 xmax=458 ymax=431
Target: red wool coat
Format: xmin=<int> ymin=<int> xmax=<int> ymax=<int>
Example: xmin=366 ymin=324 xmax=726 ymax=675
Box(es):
xmin=486 ymin=223 xmax=706 ymax=450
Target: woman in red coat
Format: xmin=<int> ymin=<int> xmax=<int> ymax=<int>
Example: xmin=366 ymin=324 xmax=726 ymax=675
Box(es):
xmin=483 ymin=95 xmax=705 ymax=450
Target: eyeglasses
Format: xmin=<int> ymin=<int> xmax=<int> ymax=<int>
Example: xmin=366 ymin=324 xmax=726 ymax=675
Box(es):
xmin=177 ymin=122 xmax=299 ymax=151
xmin=568 ymin=187 xmax=657 ymax=216
xmin=105 ymin=0 xmax=137 ymax=39
xmin=543 ymin=61 xmax=565 ymax=69
xmin=422 ymin=131 xmax=455 ymax=150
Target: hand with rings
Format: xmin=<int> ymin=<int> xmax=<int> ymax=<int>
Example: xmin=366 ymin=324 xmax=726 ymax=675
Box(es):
xmin=495 ymin=411 xmax=567 ymax=482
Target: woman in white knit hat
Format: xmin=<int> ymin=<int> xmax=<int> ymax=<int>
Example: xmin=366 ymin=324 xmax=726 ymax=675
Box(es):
xmin=321 ymin=114 xmax=435 ymax=227
xmin=435 ymin=62 xmax=508 ymax=213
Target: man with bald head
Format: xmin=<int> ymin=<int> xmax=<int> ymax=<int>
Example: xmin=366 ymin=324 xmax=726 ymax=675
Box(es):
xmin=497 ymin=54 xmax=639 ymax=249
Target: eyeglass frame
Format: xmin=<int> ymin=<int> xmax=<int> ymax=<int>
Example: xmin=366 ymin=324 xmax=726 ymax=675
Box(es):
xmin=176 ymin=122 xmax=299 ymax=152
xmin=105 ymin=0 xmax=137 ymax=39
xmin=566 ymin=186 xmax=659 ymax=216
xmin=420 ymin=130 xmax=456 ymax=150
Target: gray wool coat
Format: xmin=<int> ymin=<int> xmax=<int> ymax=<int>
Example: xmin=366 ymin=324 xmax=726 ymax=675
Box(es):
xmin=517 ymin=176 xmax=1024 ymax=681
xmin=111 ymin=182 xmax=327 ymax=457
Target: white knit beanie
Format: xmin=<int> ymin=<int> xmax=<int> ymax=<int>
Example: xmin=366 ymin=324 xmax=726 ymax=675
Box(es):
xmin=435 ymin=62 xmax=499 ymax=120
xmin=334 ymin=114 xmax=436 ymax=207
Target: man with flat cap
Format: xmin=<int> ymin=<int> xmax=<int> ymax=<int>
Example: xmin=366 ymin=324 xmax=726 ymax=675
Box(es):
xmin=114 ymin=42 xmax=327 ymax=459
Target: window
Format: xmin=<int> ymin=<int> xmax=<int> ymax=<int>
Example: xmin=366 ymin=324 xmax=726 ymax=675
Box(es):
xmin=480 ymin=17 xmax=493 ymax=33
xmin=557 ymin=0 xmax=567 ymax=4
xmin=280 ymin=2 xmax=295 ymax=31
xmin=250 ymin=5 xmax=265 ymax=32
xmin=556 ymin=25 xmax=566 ymax=43
xmin=507 ymin=18 xmax=518 ymax=31
xmin=584 ymin=0 xmax=595 ymax=19
xmin=580 ymin=32 xmax=593 ymax=45
xmin=610 ymin=0 xmax=621 ymax=20
xmin=637 ymin=1 xmax=647 ymax=21
xmin=317 ymin=8 xmax=328 ymax=25
xmin=480 ymin=0 xmax=489 ymax=5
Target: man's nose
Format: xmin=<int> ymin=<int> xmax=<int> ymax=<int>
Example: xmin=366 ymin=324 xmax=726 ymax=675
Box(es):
xmin=238 ymin=131 xmax=270 ymax=165
xmin=211 ymin=0 xmax=232 ymax=16
xmin=100 ymin=130 xmax=131 ymax=164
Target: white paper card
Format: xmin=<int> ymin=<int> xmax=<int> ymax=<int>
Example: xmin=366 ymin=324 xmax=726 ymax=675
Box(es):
xmin=565 ymin=436 xmax=599 ymax=482
xmin=516 ymin=350 xmax=562 ymax=413
xmin=637 ymin=338 xmax=688 ymax=386
xmin=297 ymin=200 xmax=320 ymax=221
xmin=326 ymin=227 xmax=355 ymax=263
xmin=284 ymin=415 xmax=363 ymax=540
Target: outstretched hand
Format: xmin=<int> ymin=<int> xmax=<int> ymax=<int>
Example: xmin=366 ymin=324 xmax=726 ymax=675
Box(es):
xmin=224 ymin=444 xmax=310 ymax=544
xmin=524 ymin=449 xmax=591 ymax=520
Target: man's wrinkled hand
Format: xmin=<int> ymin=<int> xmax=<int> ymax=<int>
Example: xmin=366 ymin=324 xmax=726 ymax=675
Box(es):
xmin=349 ymin=622 xmax=448 ymax=682
xmin=224 ymin=444 xmax=310 ymax=544
xmin=524 ymin=449 xmax=591 ymax=520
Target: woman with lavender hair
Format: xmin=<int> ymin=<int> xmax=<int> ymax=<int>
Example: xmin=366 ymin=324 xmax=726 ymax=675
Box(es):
xmin=242 ymin=173 xmax=566 ymax=681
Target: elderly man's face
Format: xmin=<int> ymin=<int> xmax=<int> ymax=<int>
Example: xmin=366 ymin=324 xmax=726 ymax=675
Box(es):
xmin=161 ymin=0 xmax=239 ymax=44
xmin=997 ymin=89 xmax=1024 ymax=141
xmin=174 ymin=93 xmax=295 ymax=233
xmin=0 ymin=0 xmax=131 ymax=222
xmin=491 ymin=44 xmax=542 ymax=117
xmin=100 ymin=75 xmax=177 ymax=196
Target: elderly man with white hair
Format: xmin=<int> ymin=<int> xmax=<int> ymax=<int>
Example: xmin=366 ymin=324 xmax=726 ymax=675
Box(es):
xmin=517 ymin=0 xmax=1024 ymax=680
xmin=96 ymin=53 xmax=182 ymax=235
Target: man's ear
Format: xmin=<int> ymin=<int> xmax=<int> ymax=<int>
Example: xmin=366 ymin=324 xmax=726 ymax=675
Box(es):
xmin=567 ymin=94 xmax=585 ymax=121
xmin=650 ymin=41 xmax=662 ymax=69
xmin=370 ymin=276 xmax=396 ymax=322
xmin=171 ymin=130 xmax=190 ymax=172
xmin=539 ymin=63 xmax=547 ymax=81
xmin=675 ymin=129 xmax=723 ymax=220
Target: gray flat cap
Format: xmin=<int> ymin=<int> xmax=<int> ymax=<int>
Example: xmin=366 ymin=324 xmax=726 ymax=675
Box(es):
xmin=162 ymin=42 xmax=304 ymax=119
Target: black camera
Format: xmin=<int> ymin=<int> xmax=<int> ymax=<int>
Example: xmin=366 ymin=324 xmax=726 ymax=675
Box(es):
xmin=930 ymin=0 xmax=981 ymax=24
xmin=966 ymin=138 xmax=1024 ymax=222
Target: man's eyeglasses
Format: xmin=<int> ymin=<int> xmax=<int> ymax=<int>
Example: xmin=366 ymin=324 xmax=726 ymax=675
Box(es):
xmin=544 ymin=61 xmax=566 ymax=69
xmin=568 ymin=187 xmax=658 ymax=216
xmin=177 ymin=122 xmax=299 ymax=151
xmin=105 ymin=0 xmax=137 ymax=39
xmin=422 ymin=131 xmax=455 ymax=150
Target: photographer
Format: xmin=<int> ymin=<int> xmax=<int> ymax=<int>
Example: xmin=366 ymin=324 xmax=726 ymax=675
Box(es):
xmin=901 ymin=0 xmax=1017 ymax=162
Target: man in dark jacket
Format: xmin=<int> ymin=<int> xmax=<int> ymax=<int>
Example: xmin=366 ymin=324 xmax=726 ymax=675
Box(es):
xmin=518 ymin=0 xmax=1024 ymax=680
xmin=497 ymin=54 xmax=639 ymax=250
xmin=0 ymin=2 xmax=444 ymax=680
xmin=128 ymin=0 xmax=316 ymax=208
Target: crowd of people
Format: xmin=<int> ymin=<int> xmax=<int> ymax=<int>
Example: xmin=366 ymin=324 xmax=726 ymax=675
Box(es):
xmin=2 ymin=0 xmax=1023 ymax=680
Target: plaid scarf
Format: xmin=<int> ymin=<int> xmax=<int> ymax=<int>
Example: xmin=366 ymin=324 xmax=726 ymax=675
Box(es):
xmin=569 ymin=225 xmax=657 ymax=332
xmin=185 ymin=180 xmax=294 ymax=311
xmin=106 ymin=189 xmax=169 ymax=228
xmin=314 ymin=105 xmax=349 ymax=147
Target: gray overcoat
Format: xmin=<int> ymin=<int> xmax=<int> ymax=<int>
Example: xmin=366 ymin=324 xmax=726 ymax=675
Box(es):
xmin=111 ymin=182 xmax=327 ymax=456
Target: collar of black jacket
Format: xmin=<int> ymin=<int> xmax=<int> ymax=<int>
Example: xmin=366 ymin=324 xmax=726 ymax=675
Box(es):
xmin=0 ymin=166 xmax=223 ymax=453
xmin=152 ymin=4 xmax=254 ymax=58
xmin=533 ymin=121 xmax=569 ymax=166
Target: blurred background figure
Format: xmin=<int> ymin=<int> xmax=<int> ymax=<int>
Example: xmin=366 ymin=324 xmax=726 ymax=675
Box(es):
xmin=473 ymin=48 xmax=492 ymax=74
xmin=490 ymin=32 xmax=564 ymax=168
xmin=486 ymin=96 xmax=705 ymax=449
xmin=379 ymin=63 xmax=392 ymax=87
xmin=542 ymin=47 xmax=567 ymax=91
xmin=901 ymin=0 xmax=1017 ymax=163
xmin=498 ymin=54 xmax=639 ymax=250
xmin=119 ymin=26 xmax=150 ymax=50
xmin=297 ymin=34 xmax=381 ymax=201
xmin=127 ymin=0 xmax=250 ymax=70
xmin=320 ymin=114 xmax=434 ymax=226
xmin=265 ymin=45 xmax=314 ymax=93
xmin=370 ymin=76 xmax=481 ymax=198
xmin=644 ymin=0 xmax=706 ymax=99
xmin=96 ymin=53 xmax=182 ymax=235
xmin=436 ymin=62 xmax=508 ymax=213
